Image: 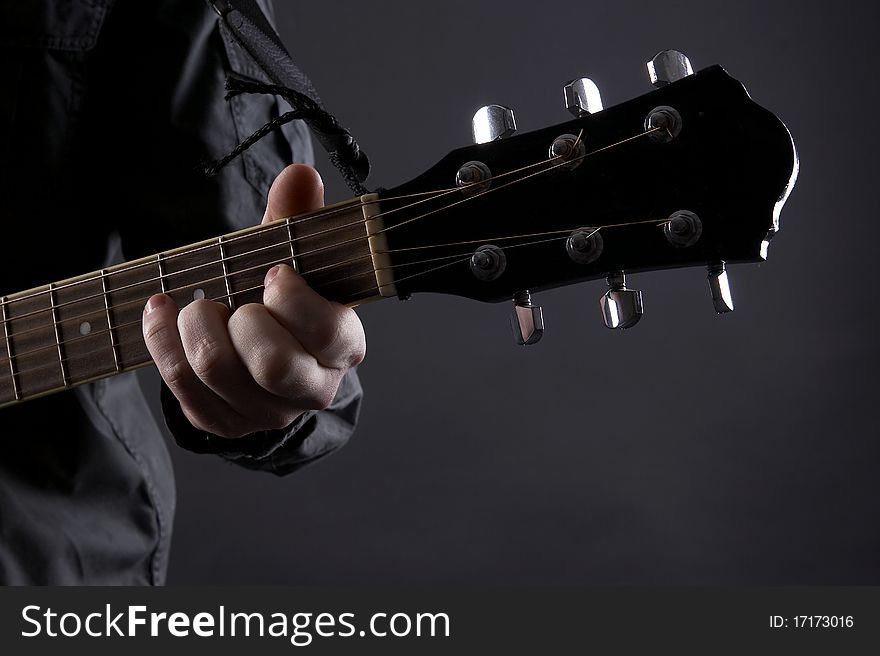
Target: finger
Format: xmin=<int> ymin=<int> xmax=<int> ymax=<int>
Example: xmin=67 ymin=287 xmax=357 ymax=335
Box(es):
xmin=262 ymin=264 xmax=366 ymax=370
xmin=176 ymin=300 xmax=302 ymax=429
xmin=142 ymin=294 xmax=247 ymax=436
xmin=262 ymin=163 xmax=324 ymax=223
xmin=227 ymin=303 xmax=343 ymax=410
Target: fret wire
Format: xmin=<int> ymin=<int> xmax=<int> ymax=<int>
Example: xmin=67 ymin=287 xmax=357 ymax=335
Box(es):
xmin=157 ymin=253 xmax=167 ymax=293
xmin=48 ymin=283 xmax=70 ymax=387
xmin=0 ymin=138 xmax=595 ymax=331
xmin=0 ymin=145 xmax=570 ymax=323
xmin=0 ymin=127 xmax=656 ymax=352
xmin=0 ymin=247 xmax=376 ymax=369
xmin=101 ymin=270 xmax=122 ymax=373
xmin=1 ymin=296 xmax=21 ymax=400
xmin=0 ymin=127 xmax=643 ymax=321
xmin=0 ymin=207 xmax=661 ymax=372
xmin=0 ymin=128 xmax=668 ymax=404
xmin=0 ymin=226 xmax=375 ymax=345
xmin=0 ymin=279 xmax=379 ymax=387
xmin=218 ymin=236 xmax=235 ymax=310
xmin=0 ymin=199 xmax=375 ymax=312
xmin=285 ymin=217 xmax=298 ymax=272
xmin=0 ymin=224 xmax=369 ymax=331
xmin=0 ymin=248 xmax=373 ymax=368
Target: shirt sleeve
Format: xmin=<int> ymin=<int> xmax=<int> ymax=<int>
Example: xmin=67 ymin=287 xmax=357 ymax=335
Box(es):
xmin=88 ymin=0 xmax=364 ymax=474
xmin=161 ymin=367 xmax=363 ymax=475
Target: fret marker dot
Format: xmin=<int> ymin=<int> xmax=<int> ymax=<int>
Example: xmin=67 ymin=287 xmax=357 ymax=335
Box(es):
xmin=193 ymin=288 xmax=205 ymax=301
xmin=79 ymin=321 xmax=92 ymax=336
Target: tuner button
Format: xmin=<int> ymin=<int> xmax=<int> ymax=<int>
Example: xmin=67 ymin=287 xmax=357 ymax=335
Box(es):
xmin=707 ymin=262 xmax=734 ymax=314
xmin=472 ymin=105 xmax=517 ymax=144
xmin=510 ymin=291 xmax=544 ymax=345
xmin=563 ymin=77 xmax=603 ymax=116
xmin=647 ymin=50 xmax=694 ymax=87
xmin=600 ymin=272 xmax=643 ymax=329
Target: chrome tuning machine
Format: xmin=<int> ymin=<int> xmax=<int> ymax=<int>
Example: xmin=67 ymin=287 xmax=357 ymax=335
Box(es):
xmin=510 ymin=291 xmax=543 ymax=345
xmin=599 ymin=272 xmax=643 ymax=329
xmin=472 ymin=105 xmax=517 ymax=144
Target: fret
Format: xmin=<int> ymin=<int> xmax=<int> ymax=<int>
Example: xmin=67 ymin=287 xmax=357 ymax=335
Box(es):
xmin=101 ymin=270 xmax=122 ymax=373
xmin=157 ymin=253 xmax=167 ymax=293
xmin=48 ymin=283 xmax=70 ymax=387
xmin=1 ymin=297 xmax=21 ymax=401
xmin=286 ymin=198 xmax=377 ymax=302
xmin=224 ymin=222 xmax=297 ymax=307
xmin=285 ymin=217 xmax=298 ymax=272
xmin=161 ymin=239 xmax=228 ymax=312
xmin=0 ymin=196 xmax=389 ymax=408
xmin=2 ymin=286 xmax=64 ymax=399
xmin=103 ymin=259 xmax=163 ymax=368
xmin=218 ymin=236 xmax=235 ymax=310
xmin=41 ymin=275 xmax=113 ymax=392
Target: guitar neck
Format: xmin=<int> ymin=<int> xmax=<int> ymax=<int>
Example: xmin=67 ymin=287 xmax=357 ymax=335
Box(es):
xmin=0 ymin=194 xmax=394 ymax=407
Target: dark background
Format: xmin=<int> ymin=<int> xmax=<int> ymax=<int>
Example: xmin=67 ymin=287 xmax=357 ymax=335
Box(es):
xmin=163 ymin=0 xmax=880 ymax=583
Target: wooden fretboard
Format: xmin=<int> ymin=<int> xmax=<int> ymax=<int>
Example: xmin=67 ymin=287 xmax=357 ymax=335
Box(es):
xmin=0 ymin=194 xmax=393 ymax=407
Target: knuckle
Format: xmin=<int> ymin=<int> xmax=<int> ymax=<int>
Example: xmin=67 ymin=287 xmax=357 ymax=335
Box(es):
xmin=302 ymin=378 xmax=336 ymax=411
xmin=187 ymin=335 xmax=228 ymax=385
xmin=162 ymin=358 xmax=194 ymax=392
xmin=348 ymin=332 xmax=367 ymax=368
xmin=143 ymin=314 xmax=174 ymax=348
xmin=177 ymin=299 xmax=207 ymax=325
xmin=313 ymin=314 xmax=344 ymax=357
xmin=253 ymin=346 xmax=291 ymax=396
xmin=338 ymin=309 xmax=366 ymax=367
xmin=232 ymin=303 xmax=264 ymax=324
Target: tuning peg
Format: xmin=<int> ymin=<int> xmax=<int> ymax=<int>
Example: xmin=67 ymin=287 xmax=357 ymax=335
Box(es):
xmin=510 ymin=291 xmax=543 ymax=345
xmin=563 ymin=77 xmax=603 ymax=116
xmin=599 ymin=272 xmax=643 ymax=329
xmin=647 ymin=50 xmax=694 ymax=87
xmin=707 ymin=262 xmax=734 ymax=314
xmin=472 ymin=104 xmax=517 ymax=144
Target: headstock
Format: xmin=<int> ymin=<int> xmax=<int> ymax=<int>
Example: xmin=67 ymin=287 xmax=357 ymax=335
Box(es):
xmin=375 ymin=51 xmax=798 ymax=343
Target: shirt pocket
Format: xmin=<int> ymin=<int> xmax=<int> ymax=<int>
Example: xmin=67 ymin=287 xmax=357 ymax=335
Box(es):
xmin=0 ymin=0 xmax=113 ymax=288
xmin=0 ymin=0 xmax=113 ymax=160
xmin=0 ymin=0 xmax=112 ymax=50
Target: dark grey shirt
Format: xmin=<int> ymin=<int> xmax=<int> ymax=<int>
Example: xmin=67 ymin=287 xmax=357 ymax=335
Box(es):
xmin=0 ymin=0 xmax=362 ymax=584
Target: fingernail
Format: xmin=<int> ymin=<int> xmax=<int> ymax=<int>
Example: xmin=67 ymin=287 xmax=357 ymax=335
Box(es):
xmin=145 ymin=294 xmax=167 ymax=315
xmin=265 ymin=264 xmax=282 ymax=286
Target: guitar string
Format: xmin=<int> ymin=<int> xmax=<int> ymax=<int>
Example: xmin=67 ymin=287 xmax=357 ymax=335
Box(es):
xmin=0 ymin=151 xmax=563 ymax=327
xmin=0 ymin=214 xmax=668 ymax=375
xmin=0 ymin=219 xmax=665 ymax=382
xmin=380 ymin=128 xmax=652 ymax=235
xmin=0 ymin=128 xmax=664 ymax=380
xmin=0 ymin=127 xmax=612 ymax=335
xmin=0 ymin=130 xmax=592 ymax=316
xmin=0 ymin=127 xmax=644 ymax=349
xmin=0 ymin=130 xmax=662 ymax=375
xmin=0 ymin=124 xmax=647 ymax=334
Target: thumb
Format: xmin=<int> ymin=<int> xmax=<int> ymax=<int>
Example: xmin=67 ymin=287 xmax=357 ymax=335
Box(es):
xmin=262 ymin=164 xmax=325 ymax=224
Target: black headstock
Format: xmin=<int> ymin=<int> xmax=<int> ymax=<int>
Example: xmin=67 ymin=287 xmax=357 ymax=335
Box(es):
xmin=375 ymin=55 xmax=797 ymax=333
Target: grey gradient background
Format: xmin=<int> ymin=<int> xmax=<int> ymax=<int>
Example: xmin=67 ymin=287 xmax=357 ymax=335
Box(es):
xmin=163 ymin=0 xmax=880 ymax=583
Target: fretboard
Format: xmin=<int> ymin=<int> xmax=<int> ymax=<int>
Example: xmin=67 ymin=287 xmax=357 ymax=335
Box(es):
xmin=0 ymin=194 xmax=394 ymax=407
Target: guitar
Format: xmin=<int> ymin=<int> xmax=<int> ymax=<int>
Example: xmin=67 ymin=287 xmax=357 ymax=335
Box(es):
xmin=0 ymin=51 xmax=797 ymax=408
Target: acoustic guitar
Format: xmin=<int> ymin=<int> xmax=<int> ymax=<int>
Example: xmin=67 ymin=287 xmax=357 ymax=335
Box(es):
xmin=0 ymin=50 xmax=798 ymax=408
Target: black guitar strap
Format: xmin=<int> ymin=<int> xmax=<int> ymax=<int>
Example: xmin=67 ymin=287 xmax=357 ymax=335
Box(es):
xmin=207 ymin=0 xmax=370 ymax=194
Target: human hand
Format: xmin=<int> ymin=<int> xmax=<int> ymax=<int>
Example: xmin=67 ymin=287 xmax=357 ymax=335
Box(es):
xmin=142 ymin=164 xmax=366 ymax=438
